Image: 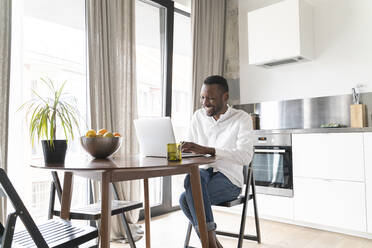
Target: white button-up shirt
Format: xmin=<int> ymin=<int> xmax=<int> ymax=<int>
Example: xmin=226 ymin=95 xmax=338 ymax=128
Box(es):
xmin=188 ymin=106 xmax=254 ymax=187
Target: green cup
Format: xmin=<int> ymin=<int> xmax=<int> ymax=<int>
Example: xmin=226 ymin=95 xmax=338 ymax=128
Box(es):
xmin=167 ymin=143 xmax=182 ymax=161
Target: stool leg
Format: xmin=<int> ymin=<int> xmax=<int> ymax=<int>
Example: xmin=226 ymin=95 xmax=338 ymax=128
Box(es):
xmin=119 ymin=213 xmax=136 ymax=248
xmin=51 ymin=171 xmax=62 ymax=201
xmin=48 ymin=183 xmax=56 ymax=219
xmin=184 ymin=222 xmax=193 ymax=248
xmin=251 ymin=175 xmax=261 ymax=243
xmin=87 ymin=181 xmax=97 ymax=228
xmin=89 ymin=220 xmax=97 ymax=228
xmin=111 ymin=183 xmax=137 ymax=248
xmin=238 ymin=168 xmax=252 ymax=248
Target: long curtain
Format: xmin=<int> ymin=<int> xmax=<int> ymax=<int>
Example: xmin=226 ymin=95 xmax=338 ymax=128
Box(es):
xmin=223 ymin=0 xmax=241 ymax=105
xmin=0 ymin=0 xmax=11 ymax=223
xmin=191 ymin=0 xmax=226 ymax=110
xmin=86 ymin=0 xmax=140 ymax=240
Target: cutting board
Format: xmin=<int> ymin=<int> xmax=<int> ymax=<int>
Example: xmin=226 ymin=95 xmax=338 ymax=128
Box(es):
xmin=350 ymin=104 xmax=367 ymax=128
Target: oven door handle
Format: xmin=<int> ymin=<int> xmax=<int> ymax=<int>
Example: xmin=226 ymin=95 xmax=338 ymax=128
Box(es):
xmin=254 ymin=149 xmax=286 ymax=153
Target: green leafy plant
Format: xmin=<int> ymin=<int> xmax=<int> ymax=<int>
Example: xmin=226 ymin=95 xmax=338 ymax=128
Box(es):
xmin=19 ymin=77 xmax=81 ymax=147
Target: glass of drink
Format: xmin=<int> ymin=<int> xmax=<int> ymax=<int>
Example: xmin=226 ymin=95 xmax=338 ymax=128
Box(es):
xmin=167 ymin=143 xmax=182 ymax=161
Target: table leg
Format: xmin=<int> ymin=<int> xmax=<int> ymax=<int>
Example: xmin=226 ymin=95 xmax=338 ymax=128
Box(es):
xmin=144 ymin=178 xmax=151 ymax=248
xmin=100 ymin=172 xmax=112 ymax=248
xmin=189 ymin=167 xmax=209 ymax=248
xmin=60 ymin=172 xmax=73 ymax=220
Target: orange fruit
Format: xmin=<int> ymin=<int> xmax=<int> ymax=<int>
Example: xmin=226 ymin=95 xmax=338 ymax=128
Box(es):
xmin=97 ymin=129 xmax=108 ymax=135
xmin=113 ymin=132 xmax=121 ymax=137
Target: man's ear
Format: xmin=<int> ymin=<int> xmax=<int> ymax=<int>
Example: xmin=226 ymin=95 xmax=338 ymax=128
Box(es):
xmin=223 ymin=92 xmax=229 ymax=102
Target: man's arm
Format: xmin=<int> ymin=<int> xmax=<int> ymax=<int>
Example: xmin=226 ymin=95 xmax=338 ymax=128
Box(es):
xmin=183 ymin=113 xmax=253 ymax=165
xmin=181 ymin=142 xmax=215 ymax=156
xmin=182 ymin=112 xmax=253 ymax=164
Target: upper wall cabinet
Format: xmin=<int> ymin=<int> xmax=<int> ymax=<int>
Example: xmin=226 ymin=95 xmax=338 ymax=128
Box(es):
xmin=247 ymin=0 xmax=314 ymax=68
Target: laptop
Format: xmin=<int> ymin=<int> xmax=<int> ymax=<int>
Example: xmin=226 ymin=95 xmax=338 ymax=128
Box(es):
xmin=133 ymin=117 xmax=203 ymax=158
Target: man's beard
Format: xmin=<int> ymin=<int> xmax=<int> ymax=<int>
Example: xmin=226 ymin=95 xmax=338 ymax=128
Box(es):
xmin=204 ymin=105 xmax=222 ymax=116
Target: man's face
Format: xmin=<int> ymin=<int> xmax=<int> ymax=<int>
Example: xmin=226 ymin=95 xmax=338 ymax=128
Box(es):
xmin=200 ymin=84 xmax=228 ymax=117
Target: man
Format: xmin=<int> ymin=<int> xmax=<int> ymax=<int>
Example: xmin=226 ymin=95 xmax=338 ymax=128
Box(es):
xmin=180 ymin=75 xmax=254 ymax=248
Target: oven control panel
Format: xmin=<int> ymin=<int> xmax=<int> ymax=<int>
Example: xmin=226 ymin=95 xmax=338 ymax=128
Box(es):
xmin=252 ymin=133 xmax=291 ymax=147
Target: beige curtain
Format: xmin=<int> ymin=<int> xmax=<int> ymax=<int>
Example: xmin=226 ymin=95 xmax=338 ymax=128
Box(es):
xmin=223 ymin=0 xmax=240 ymax=105
xmin=191 ymin=0 xmax=226 ymax=110
xmin=86 ymin=0 xmax=141 ymax=241
xmin=0 ymin=0 xmax=11 ymax=224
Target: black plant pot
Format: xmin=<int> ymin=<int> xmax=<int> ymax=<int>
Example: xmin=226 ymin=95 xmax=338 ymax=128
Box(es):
xmin=41 ymin=140 xmax=67 ymax=164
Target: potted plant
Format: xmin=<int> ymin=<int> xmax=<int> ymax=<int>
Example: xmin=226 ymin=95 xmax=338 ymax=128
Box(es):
xmin=19 ymin=77 xmax=81 ymax=164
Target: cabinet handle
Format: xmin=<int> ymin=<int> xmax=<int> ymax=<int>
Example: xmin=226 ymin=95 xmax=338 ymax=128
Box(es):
xmin=254 ymin=149 xmax=286 ymax=153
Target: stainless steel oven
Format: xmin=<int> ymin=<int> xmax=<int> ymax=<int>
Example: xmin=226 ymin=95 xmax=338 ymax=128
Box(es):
xmin=252 ymin=133 xmax=293 ymax=197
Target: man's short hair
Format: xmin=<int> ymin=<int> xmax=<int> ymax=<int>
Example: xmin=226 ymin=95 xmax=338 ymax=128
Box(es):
xmin=203 ymin=75 xmax=229 ymax=93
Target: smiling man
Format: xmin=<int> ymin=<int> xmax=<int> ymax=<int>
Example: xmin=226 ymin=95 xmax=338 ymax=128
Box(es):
xmin=180 ymin=75 xmax=254 ymax=248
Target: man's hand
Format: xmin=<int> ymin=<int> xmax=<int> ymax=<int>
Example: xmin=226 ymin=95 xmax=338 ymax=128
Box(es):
xmin=181 ymin=142 xmax=215 ymax=156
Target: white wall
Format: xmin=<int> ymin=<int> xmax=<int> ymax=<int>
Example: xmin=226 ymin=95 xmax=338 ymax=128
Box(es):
xmin=239 ymin=0 xmax=372 ymax=104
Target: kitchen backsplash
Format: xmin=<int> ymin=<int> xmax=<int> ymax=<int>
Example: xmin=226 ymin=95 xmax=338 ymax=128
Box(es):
xmin=234 ymin=92 xmax=372 ymax=130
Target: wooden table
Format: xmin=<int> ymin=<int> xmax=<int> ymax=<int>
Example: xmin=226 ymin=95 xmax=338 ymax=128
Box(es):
xmin=31 ymin=155 xmax=216 ymax=248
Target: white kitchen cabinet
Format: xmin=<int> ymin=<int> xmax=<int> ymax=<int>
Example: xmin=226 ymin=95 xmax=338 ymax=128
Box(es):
xmin=363 ymin=133 xmax=372 ymax=233
xmin=247 ymin=0 xmax=314 ymax=67
xmin=254 ymin=194 xmax=294 ymax=220
xmin=292 ymin=133 xmax=365 ymax=182
xmin=293 ymin=177 xmax=366 ymax=232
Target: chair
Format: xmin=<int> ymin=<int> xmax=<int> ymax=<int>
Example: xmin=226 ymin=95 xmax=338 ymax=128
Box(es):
xmin=184 ymin=163 xmax=261 ymax=248
xmin=0 ymin=168 xmax=98 ymax=248
xmin=48 ymin=171 xmax=143 ymax=248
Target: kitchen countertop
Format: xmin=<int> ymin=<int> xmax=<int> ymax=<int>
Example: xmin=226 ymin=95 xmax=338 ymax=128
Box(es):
xmin=250 ymin=127 xmax=372 ymax=134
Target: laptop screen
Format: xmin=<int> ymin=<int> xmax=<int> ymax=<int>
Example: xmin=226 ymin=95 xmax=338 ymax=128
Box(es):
xmin=134 ymin=117 xmax=176 ymax=157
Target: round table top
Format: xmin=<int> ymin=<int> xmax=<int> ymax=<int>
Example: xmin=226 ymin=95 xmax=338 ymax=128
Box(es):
xmin=30 ymin=154 xmax=217 ymax=171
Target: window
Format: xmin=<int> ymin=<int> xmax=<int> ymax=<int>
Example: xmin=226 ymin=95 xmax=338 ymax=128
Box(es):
xmin=136 ymin=0 xmax=163 ymax=118
xmin=135 ymin=0 xmax=168 ymax=208
xmin=171 ymin=8 xmax=192 ymax=207
xmin=7 ymin=0 xmax=192 ymax=221
xmin=8 ymin=0 xmax=88 ymax=221
xmin=136 ymin=0 xmax=192 ymax=214
xmin=171 ymin=8 xmax=192 ymax=143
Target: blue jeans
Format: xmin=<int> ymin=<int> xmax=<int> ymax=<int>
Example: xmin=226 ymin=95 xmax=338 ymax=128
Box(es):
xmin=179 ymin=168 xmax=241 ymax=232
